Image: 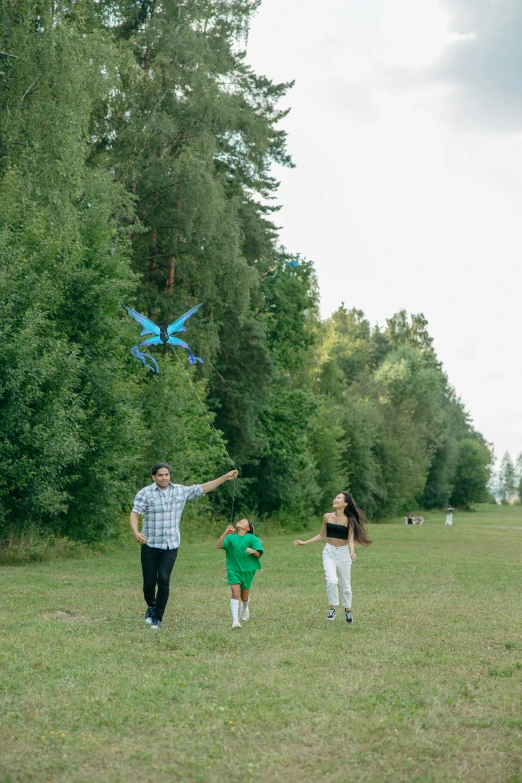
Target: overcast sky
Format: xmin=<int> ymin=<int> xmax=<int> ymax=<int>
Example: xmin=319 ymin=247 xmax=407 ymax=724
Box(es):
xmin=247 ymin=0 xmax=522 ymax=468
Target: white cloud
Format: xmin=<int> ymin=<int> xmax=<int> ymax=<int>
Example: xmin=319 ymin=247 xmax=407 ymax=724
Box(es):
xmin=377 ymin=0 xmax=462 ymax=67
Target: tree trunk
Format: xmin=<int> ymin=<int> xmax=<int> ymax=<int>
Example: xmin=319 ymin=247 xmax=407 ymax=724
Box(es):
xmin=167 ymin=218 xmax=181 ymax=296
xmin=166 ymin=256 xmax=175 ymax=296
xmin=144 ymin=1 xmax=157 ymax=71
xmin=149 ymin=226 xmax=157 ymax=280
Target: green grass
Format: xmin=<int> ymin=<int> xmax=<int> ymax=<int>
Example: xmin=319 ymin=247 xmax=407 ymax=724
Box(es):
xmin=1 ymin=505 xmax=522 ymax=783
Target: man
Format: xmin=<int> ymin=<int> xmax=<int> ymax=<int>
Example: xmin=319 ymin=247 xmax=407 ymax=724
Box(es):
xmin=130 ymin=463 xmax=238 ymax=630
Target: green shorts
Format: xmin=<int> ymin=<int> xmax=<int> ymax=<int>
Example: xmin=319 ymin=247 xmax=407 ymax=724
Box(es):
xmin=227 ymin=570 xmax=256 ymax=589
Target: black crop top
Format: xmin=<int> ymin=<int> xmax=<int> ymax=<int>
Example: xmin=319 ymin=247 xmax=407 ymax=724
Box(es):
xmin=326 ymin=519 xmax=349 ymax=540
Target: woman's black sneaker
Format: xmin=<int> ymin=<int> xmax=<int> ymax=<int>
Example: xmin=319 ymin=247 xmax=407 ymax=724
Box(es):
xmin=144 ymin=606 xmax=154 ymax=625
xmin=345 ymin=610 xmax=353 ymax=624
xmin=326 ymin=609 xmax=336 ymax=621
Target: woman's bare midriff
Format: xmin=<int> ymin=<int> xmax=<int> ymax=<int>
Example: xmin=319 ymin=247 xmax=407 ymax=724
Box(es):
xmin=326 ymin=537 xmax=348 ymax=547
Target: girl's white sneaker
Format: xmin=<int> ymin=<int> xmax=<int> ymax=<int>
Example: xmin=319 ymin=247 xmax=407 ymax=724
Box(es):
xmin=241 ymin=607 xmax=250 ymax=621
xmin=231 ymin=621 xmax=242 ymax=629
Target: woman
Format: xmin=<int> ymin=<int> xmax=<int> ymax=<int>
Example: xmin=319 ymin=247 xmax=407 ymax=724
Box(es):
xmin=293 ymin=492 xmax=372 ymax=623
xmin=216 ymin=518 xmax=264 ymax=629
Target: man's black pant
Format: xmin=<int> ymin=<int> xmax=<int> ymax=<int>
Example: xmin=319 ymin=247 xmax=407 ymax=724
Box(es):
xmin=141 ymin=545 xmax=178 ymax=621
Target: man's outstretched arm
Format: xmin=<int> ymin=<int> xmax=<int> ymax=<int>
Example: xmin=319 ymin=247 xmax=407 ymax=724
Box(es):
xmin=202 ymin=469 xmax=238 ymax=495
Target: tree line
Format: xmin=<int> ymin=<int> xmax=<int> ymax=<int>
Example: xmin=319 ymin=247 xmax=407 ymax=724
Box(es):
xmin=0 ymin=1 xmax=492 ymax=544
xmin=491 ymin=453 xmax=522 ymax=505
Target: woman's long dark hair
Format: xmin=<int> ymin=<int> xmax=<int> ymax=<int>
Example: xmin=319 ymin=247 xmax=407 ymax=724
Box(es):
xmin=342 ymin=492 xmax=372 ymax=546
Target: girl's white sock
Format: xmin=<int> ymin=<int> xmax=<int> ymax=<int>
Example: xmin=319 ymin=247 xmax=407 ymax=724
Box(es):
xmin=230 ymin=599 xmax=239 ymax=623
xmin=242 ymin=598 xmax=250 ymax=611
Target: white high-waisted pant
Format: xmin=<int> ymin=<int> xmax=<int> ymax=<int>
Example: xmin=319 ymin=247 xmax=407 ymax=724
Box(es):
xmin=322 ymin=543 xmax=352 ymax=608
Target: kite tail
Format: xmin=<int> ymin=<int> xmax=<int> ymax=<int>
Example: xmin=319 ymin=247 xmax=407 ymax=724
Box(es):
xmin=187 ymin=349 xmax=203 ymax=365
xmin=130 ymin=345 xmax=159 ymax=373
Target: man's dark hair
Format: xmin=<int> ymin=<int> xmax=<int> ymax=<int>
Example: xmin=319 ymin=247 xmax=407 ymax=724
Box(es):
xmin=151 ymin=463 xmax=170 ymax=476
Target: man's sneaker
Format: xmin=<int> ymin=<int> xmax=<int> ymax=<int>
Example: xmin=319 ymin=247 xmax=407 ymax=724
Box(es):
xmin=326 ymin=609 xmax=336 ymax=621
xmin=150 ymin=618 xmax=162 ymax=630
xmin=231 ymin=621 xmax=242 ymax=629
xmin=241 ymin=606 xmax=250 ymax=621
xmin=145 ymin=606 xmax=154 ymax=625
xmin=345 ymin=610 xmax=353 ymax=624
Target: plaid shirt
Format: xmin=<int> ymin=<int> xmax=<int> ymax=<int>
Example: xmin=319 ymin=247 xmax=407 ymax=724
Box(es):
xmin=132 ymin=482 xmax=204 ymax=549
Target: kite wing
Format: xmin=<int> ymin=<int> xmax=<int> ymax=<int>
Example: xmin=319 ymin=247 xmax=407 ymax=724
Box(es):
xmin=168 ymin=335 xmax=203 ymax=365
xmin=138 ymin=336 xmax=164 ymax=347
xmin=167 ymin=303 xmax=202 ymax=336
xmin=124 ymin=306 xmax=161 ymax=373
xmin=123 ymin=305 xmax=161 ymax=337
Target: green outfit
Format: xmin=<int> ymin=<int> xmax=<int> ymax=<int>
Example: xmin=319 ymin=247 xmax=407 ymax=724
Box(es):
xmin=222 ymin=532 xmax=263 ymax=589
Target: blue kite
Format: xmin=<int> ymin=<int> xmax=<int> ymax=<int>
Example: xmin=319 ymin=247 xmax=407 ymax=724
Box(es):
xmin=285 ymin=260 xmax=299 ymax=268
xmin=124 ymin=304 xmax=203 ymax=373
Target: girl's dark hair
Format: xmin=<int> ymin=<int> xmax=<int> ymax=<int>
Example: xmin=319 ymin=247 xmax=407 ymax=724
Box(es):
xmin=245 ymin=518 xmax=255 ymax=535
xmin=342 ymin=492 xmax=372 ymax=546
xmin=151 ymin=462 xmax=170 ymax=476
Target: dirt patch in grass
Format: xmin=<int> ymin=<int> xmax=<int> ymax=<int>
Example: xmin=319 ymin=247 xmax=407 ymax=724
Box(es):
xmin=44 ymin=611 xmax=92 ymax=623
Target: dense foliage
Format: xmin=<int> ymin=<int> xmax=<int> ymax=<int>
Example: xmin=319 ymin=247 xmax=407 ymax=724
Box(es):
xmin=0 ymin=1 xmax=492 ymax=543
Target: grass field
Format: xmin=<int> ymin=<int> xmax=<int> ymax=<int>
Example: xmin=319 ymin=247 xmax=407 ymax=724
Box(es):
xmin=1 ymin=505 xmax=521 ymax=783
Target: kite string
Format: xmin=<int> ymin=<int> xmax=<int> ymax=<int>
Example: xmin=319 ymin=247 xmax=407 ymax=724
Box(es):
xmin=230 ymin=475 xmax=236 ymax=528
xmin=171 ymin=347 xmax=238 ymax=477
xmin=171 ymin=350 xmax=237 ymax=526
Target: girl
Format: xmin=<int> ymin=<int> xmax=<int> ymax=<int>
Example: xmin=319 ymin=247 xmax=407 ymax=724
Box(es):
xmin=216 ymin=519 xmax=264 ymax=629
xmin=293 ymin=492 xmax=372 ymax=623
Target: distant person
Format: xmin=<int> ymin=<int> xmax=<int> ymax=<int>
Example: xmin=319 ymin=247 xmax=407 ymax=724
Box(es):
xmin=130 ymin=463 xmax=238 ymax=630
xmin=445 ymin=505 xmax=454 ymax=526
xmin=216 ymin=519 xmax=264 ymax=629
xmin=293 ymin=492 xmax=372 ymax=623
xmin=404 ymin=513 xmax=414 ymax=525
xmin=414 ymin=513 xmax=424 ymax=525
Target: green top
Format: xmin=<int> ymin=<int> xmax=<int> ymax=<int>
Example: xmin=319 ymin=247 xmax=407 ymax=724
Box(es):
xmin=222 ymin=532 xmax=264 ymax=573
